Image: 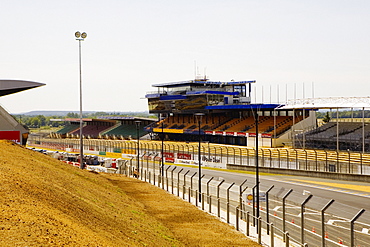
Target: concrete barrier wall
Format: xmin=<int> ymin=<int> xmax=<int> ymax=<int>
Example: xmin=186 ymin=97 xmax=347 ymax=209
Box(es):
xmin=227 ymin=164 xmax=370 ymax=183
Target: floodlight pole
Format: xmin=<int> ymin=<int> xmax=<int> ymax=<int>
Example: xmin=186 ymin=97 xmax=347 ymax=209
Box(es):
xmin=75 ymin=31 xmax=87 ymax=169
xmin=255 ymin=111 xmax=260 ymax=219
xmin=135 ymin=121 xmax=141 ymax=171
xmin=161 ymin=120 xmax=164 ymax=178
xmin=195 ymin=113 xmax=204 ymax=202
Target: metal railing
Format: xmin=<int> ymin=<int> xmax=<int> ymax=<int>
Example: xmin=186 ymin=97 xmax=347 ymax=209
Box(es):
xmin=114 ymin=157 xmax=369 ymax=247
xmin=30 ymin=137 xmax=370 ymax=246
xmin=29 ymin=137 xmax=370 ymax=176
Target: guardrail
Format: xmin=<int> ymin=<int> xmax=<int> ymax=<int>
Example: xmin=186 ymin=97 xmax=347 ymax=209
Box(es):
xmin=29 ymin=137 xmax=370 ymax=178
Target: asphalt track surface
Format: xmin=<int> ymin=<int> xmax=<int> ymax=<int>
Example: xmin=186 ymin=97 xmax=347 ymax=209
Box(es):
xmin=179 ymin=166 xmax=370 ymax=212
xmin=165 ymin=164 xmax=370 ymax=246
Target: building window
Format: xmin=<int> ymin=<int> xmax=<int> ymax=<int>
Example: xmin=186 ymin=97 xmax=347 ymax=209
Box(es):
xmin=233 ymin=85 xmax=246 ymax=97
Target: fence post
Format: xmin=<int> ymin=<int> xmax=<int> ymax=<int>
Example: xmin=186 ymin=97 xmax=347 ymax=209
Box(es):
xmin=270 ymin=223 xmax=274 ymax=247
xmin=227 ymin=202 xmax=230 ymax=223
xmin=246 ymin=211 xmax=250 ymax=236
xmin=202 ymin=193 xmax=205 ymax=210
xmin=227 ymin=183 xmax=235 ymax=204
xmin=258 ymin=217 xmax=262 ymax=244
xmin=265 ymin=185 xmax=274 ymax=235
xmin=190 ymin=172 xmax=197 ymax=197
xmin=321 ymin=199 xmax=334 ymax=247
xmin=171 ymin=166 xmax=176 ymax=194
xmin=236 ymin=206 xmax=239 ymax=231
xmin=217 ymin=179 xmax=225 ymax=199
xmin=350 ymin=209 xmax=365 ymax=247
xmin=177 ymin=168 xmax=183 ymax=197
xmin=206 ymin=177 xmax=214 ymax=203
xmin=282 ymin=189 xmax=293 ymax=235
xmin=239 ymin=179 xmax=248 ymax=219
xmin=161 ymin=170 xmax=165 ymax=190
xmin=209 ymin=195 xmax=212 ymax=213
xmin=188 ymin=187 xmax=191 ymax=203
xmin=285 ymin=232 xmax=289 ymax=247
xmin=195 ymin=190 xmax=198 ymax=207
xmin=252 ymin=184 xmax=256 ymax=226
xmin=301 ymin=194 xmax=313 ymax=244
xmin=183 ymin=170 xmax=190 ymax=188
xmin=217 ymin=198 xmax=221 ymax=217
xmin=165 ymin=166 xmax=171 ymax=192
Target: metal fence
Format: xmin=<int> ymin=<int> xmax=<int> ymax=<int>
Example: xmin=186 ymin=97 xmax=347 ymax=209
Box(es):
xmin=29 ymin=137 xmax=370 ymax=176
xmin=29 ymin=137 xmax=370 ymax=246
xmin=113 ymin=157 xmax=368 ymax=247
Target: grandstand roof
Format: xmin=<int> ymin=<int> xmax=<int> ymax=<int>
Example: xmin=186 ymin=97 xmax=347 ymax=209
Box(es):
xmin=206 ymin=103 xmax=281 ymax=110
xmin=65 ymin=118 xmax=115 ymax=123
xmin=98 ymin=116 xmax=156 ymax=122
xmin=0 ymin=80 xmax=45 ymax=97
xmin=152 ymin=79 xmax=256 ymax=88
xmin=279 ymin=97 xmax=370 ymax=109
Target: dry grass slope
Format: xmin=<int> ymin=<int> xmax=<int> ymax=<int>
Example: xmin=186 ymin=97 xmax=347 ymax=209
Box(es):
xmin=0 ymin=140 xmax=260 ymax=247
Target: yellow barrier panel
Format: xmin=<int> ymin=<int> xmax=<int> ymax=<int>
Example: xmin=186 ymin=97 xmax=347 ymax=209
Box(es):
xmin=153 ymin=128 xmax=184 ymax=134
xmin=106 ymin=152 xmax=122 ymax=158
xmin=122 ymin=149 xmax=136 ymax=154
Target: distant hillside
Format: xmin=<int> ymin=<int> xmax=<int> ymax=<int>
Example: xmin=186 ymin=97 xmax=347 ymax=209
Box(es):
xmin=13 ymin=110 xmax=149 ymax=116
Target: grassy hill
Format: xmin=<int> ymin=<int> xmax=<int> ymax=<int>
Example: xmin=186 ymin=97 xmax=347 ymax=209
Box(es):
xmin=0 ymin=140 xmax=259 ymax=246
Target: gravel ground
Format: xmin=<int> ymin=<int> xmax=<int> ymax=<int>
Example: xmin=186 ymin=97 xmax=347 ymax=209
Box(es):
xmin=0 ymin=141 xmax=260 ymax=247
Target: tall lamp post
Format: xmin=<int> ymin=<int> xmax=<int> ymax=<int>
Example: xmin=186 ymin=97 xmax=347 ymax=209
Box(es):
xmin=161 ymin=118 xmax=164 ymax=179
xmin=194 ymin=113 xmax=205 ymax=202
xmin=254 ymin=111 xmax=260 ymax=220
xmin=135 ymin=121 xmax=141 ymax=171
xmin=75 ymin=31 xmax=87 ymax=169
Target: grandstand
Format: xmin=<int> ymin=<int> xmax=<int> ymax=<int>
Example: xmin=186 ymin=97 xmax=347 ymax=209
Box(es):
xmin=54 ymin=122 xmax=80 ymax=138
xmin=145 ymin=78 xmax=315 ymax=147
xmin=51 ymin=117 xmax=154 ymax=140
xmin=0 ymin=80 xmax=45 ymax=144
xmin=99 ymin=117 xmax=151 ymax=139
xmin=282 ymin=97 xmax=370 ymax=152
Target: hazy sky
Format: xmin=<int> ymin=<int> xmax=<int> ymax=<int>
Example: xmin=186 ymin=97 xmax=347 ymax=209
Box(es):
xmin=1 ymin=0 xmax=370 ymax=113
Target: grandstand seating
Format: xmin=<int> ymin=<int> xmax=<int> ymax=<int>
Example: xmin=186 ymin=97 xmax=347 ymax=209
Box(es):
xmin=103 ymin=124 xmax=148 ymax=139
xmin=70 ymin=124 xmax=113 ymax=138
xmin=305 ymin=122 xmax=370 ymax=140
xmin=270 ymin=116 xmax=304 ymax=136
xmin=56 ymin=124 xmax=80 ymax=135
xmin=151 ymin=114 xmax=303 ymax=137
xmin=295 ymin=121 xmax=370 ymax=151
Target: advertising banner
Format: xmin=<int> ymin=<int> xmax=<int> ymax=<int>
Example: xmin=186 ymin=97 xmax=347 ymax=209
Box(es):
xmin=177 ymin=153 xmax=191 ymax=160
xmin=163 ymin=152 xmax=174 ymax=158
xmin=165 ymin=157 xmax=175 ymax=163
xmin=0 ymin=131 xmax=21 ymax=144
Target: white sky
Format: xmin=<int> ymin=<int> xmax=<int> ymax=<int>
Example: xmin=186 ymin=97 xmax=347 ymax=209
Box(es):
xmin=1 ymin=0 xmax=370 ymax=113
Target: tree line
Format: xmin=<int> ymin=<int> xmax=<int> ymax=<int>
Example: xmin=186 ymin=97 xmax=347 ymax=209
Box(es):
xmin=12 ymin=112 xmax=156 ymax=129
xmin=316 ymin=110 xmax=370 ymax=120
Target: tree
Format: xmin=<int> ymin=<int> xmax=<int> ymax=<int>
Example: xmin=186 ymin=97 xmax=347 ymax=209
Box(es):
xmin=322 ymin=112 xmax=331 ymax=123
xmin=30 ymin=117 xmax=40 ymax=128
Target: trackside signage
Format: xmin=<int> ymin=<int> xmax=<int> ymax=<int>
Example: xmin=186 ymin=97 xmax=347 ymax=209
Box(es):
xmin=0 ymin=131 xmax=21 ymax=144
xmin=204 ymin=131 xmax=271 ymax=138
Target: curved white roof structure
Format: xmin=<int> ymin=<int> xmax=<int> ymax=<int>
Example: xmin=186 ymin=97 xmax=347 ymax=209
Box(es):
xmin=0 ymin=79 xmax=45 ymax=144
xmin=0 ymin=80 xmax=45 ymax=97
xmin=278 ymin=96 xmax=370 ymax=109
